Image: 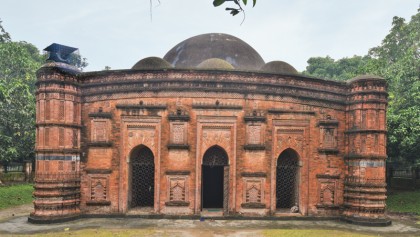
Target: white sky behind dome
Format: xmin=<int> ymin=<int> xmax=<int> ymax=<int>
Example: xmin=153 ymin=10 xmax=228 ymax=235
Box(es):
xmin=0 ymin=0 xmax=418 ymax=72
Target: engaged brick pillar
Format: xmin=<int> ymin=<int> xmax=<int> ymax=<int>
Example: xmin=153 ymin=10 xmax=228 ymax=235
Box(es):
xmin=342 ymin=75 xmax=390 ymax=226
xmin=29 ymin=61 xmax=82 ymax=223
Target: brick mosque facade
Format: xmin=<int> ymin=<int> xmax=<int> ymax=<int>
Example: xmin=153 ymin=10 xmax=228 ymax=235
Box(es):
xmin=30 ymin=33 xmax=390 ymax=225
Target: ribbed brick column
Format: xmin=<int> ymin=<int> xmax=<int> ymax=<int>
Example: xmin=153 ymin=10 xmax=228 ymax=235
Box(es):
xmin=342 ymin=75 xmax=390 ymax=226
xmin=29 ymin=62 xmax=82 ymax=223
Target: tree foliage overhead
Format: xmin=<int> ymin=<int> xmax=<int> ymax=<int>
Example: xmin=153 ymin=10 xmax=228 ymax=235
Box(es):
xmin=304 ymin=9 xmax=420 ymax=164
xmin=0 ymin=21 xmax=44 ymax=164
xmin=213 ymin=0 xmax=256 ymax=16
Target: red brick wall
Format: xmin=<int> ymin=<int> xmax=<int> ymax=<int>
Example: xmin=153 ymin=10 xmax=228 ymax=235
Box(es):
xmin=33 ymin=66 xmax=387 ymax=221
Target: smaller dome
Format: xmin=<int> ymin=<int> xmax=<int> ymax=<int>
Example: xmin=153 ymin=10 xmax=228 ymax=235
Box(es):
xmin=196 ymin=58 xmax=235 ymax=70
xmin=132 ymin=57 xmax=172 ymax=70
xmin=347 ymin=75 xmax=385 ymax=83
xmin=260 ymin=61 xmax=298 ymax=74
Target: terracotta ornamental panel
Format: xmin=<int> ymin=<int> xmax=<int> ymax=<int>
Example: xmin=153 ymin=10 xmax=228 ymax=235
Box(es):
xmin=195 ymin=116 xmax=237 ymax=213
xmin=120 ymin=117 xmax=162 ymax=213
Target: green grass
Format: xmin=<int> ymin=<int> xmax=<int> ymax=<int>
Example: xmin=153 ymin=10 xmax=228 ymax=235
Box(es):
xmin=6 ymin=229 xmax=374 ymax=237
xmin=0 ymin=184 xmax=33 ymax=209
xmin=386 ymin=190 xmax=420 ymax=214
xmin=10 ymin=229 xmax=155 ymax=237
xmin=263 ymin=230 xmax=376 ymax=237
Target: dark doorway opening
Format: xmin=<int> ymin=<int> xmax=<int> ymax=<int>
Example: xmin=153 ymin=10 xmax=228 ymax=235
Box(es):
xmin=131 ymin=146 xmax=154 ymax=208
xmin=202 ymin=146 xmax=228 ymax=210
xmin=276 ymin=148 xmax=299 ymax=210
xmin=202 ymin=166 xmax=224 ymax=208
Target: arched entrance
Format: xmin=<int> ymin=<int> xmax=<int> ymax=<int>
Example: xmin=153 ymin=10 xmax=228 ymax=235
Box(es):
xmin=276 ymin=148 xmax=299 ymax=211
xmin=202 ymin=146 xmax=229 ymax=210
xmin=130 ymin=145 xmax=154 ymax=208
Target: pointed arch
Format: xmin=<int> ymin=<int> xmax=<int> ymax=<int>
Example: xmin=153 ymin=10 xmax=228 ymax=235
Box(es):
xmin=275 ymin=148 xmax=300 ymax=211
xmin=202 ymin=145 xmax=229 ymax=166
xmin=202 ymin=145 xmax=229 ymax=209
xmin=129 ymin=145 xmax=155 ymax=208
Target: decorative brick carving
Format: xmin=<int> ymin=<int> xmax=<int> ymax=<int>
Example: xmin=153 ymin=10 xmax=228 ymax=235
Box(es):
xmin=246 ymin=181 xmax=261 ymax=203
xmin=90 ymin=176 xmax=108 ymax=202
xmin=59 ymin=128 xmax=64 ymax=147
xmin=45 ymin=127 xmax=50 ymax=147
xmin=170 ymin=180 xmax=185 ymax=201
xmin=127 ymin=125 xmax=156 ymax=150
xmin=316 ymin=175 xmax=339 ymax=207
xmin=247 ymin=125 xmax=261 ymax=145
xmin=276 ymin=129 xmax=304 ymax=152
xmin=92 ymin=121 xmax=107 ymax=142
xmin=242 ymin=178 xmax=264 ymax=207
xmin=72 ymin=129 xmax=78 ymax=148
xmin=202 ymin=127 xmax=231 ymax=150
xmin=320 ymin=184 xmax=335 ymax=205
xmin=86 ymin=174 xmax=111 ymax=205
xmin=166 ymin=175 xmax=189 ymax=206
xmin=318 ymin=118 xmax=338 ymax=153
xmin=171 ymin=123 xmax=186 ymax=144
xmin=45 ymin=100 xmax=50 ymax=121
xmin=59 ymin=101 xmax=65 ymax=121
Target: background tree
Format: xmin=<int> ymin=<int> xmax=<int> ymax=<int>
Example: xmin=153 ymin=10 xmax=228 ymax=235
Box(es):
xmin=304 ymin=9 xmax=420 ymax=164
xmin=0 ymin=20 xmax=88 ymax=169
xmin=0 ymin=25 xmax=44 ymax=167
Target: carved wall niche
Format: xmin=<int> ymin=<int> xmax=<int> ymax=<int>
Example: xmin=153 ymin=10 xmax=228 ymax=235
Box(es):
xmin=316 ymin=174 xmax=339 ymax=208
xmin=167 ymin=122 xmax=189 ymax=150
xmin=168 ymin=108 xmax=189 ymax=149
xmin=317 ymin=118 xmax=339 ymax=154
xmin=241 ymin=177 xmax=265 ymax=208
xmin=165 ymin=175 xmax=189 ymax=206
xmin=91 ymin=119 xmax=109 ymax=142
xmin=87 ymin=175 xmax=111 ymax=205
xmin=244 ymin=122 xmax=265 ymax=150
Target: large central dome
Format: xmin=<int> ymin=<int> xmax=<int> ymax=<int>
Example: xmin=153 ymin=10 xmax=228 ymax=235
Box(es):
xmin=163 ymin=33 xmax=265 ymax=70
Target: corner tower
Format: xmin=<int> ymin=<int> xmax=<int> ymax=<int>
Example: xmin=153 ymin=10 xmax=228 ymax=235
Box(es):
xmin=29 ymin=44 xmax=82 ymax=223
xmin=342 ymin=75 xmax=390 ymax=226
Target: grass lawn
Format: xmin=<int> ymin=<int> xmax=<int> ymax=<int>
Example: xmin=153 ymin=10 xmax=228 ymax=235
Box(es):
xmin=0 ymin=184 xmax=33 ymax=209
xmin=263 ymin=229 xmax=375 ymax=237
xmin=386 ymin=190 xmax=420 ymax=214
xmin=6 ymin=229 xmax=376 ymax=237
xmin=11 ymin=229 xmax=155 ymax=237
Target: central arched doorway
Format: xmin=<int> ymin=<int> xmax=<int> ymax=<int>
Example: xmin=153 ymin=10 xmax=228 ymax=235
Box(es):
xmin=202 ymin=146 xmax=229 ymax=210
xmin=130 ymin=145 xmax=155 ymax=208
xmin=276 ymin=148 xmax=299 ymax=212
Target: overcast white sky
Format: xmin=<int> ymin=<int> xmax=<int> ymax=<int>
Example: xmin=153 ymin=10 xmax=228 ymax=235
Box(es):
xmin=0 ymin=1 xmax=418 ymax=72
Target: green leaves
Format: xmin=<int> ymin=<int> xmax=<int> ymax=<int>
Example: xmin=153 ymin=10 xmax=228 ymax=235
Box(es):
xmin=212 ymin=0 xmax=257 ymax=19
xmin=304 ymin=8 xmax=420 ymax=164
xmin=226 ymin=8 xmax=240 ymax=16
xmin=0 ymin=22 xmax=42 ymax=165
xmin=213 ymin=0 xmax=226 ymax=7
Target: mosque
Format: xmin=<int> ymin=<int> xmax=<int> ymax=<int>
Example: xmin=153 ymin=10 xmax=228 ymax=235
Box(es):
xmin=30 ymin=33 xmax=390 ymax=226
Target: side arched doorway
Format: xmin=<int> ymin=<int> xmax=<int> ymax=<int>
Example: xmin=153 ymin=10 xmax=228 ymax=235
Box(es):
xmin=202 ymin=146 xmax=229 ymax=210
xmin=130 ymin=145 xmax=155 ymax=208
xmin=276 ymin=148 xmax=299 ymax=212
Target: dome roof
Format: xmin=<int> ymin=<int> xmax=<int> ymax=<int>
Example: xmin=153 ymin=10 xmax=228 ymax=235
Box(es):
xmin=260 ymin=61 xmax=298 ymax=74
xmin=163 ymin=33 xmax=265 ymax=70
xmin=196 ymin=58 xmax=234 ymax=70
xmin=132 ymin=57 xmax=172 ymax=70
xmin=347 ymin=74 xmax=385 ymax=83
